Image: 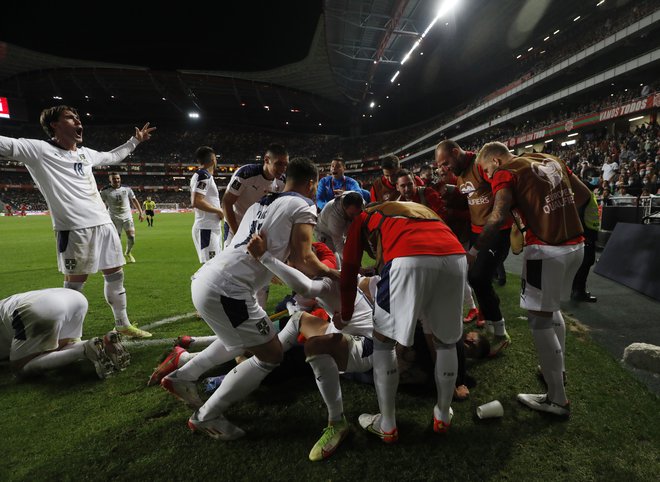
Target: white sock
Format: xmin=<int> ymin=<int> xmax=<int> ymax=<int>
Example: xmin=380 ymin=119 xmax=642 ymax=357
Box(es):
xmin=434 ymin=343 xmax=457 ymax=424
xmin=178 ymin=351 xmax=196 ymax=368
xmin=463 ymin=282 xmax=476 ymax=310
xmin=189 ymin=336 xmax=217 ymax=349
xmin=64 ymin=281 xmax=85 ymax=292
xmin=490 ymin=319 xmax=507 ymax=337
xmin=531 ymin=327 xmax=567 ymax=404
xmin=103 ymin=271 xmax=130 ymax=327
xmin=126 ymin=235 xmax=135 ymax=254
xmin=372 ymin=338 xmax=398 ymax=432
xmin=278 ymin=311 xmax=303 ymax=353
xmin=552 ymin=311 xmax=566 ymax=355
xmin=21 ymin=342 xmax=86 ymax=374
xmin=197 ymin=356 xmax=277 ymax=421
xmin=307 ymin=354 xmax=343 ymax=422
xmin=175 ymin=339 xmax=242 ymax=381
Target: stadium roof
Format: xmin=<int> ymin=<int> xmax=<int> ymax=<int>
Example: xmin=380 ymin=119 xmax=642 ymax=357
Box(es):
xmin=0 ymin=0 xmax=638 ymax=133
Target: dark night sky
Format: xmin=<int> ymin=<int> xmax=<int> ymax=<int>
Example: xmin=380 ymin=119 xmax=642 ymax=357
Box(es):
xmin=3 ymin=1 xmax=323 ymax=71
xmin=2 ymin=0 xmax=636 ymax=131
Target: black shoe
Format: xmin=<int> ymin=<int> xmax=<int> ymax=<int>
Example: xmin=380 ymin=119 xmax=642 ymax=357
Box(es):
xmin=571 ymin=291 xmax=597 ymax=302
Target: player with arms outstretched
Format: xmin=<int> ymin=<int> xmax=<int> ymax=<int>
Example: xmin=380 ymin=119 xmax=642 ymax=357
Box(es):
xmin=0 ymin=105 xmax=155 ymax=338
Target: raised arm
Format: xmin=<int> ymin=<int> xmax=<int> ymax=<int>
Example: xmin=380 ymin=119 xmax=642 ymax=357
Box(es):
xmin=94 ymin=123 xmax=156 ymax=166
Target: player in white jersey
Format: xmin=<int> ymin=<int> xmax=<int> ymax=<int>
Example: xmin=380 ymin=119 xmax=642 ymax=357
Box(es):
xmin=222 ymin=143 xmax=287 ymax=307
xmin=100 ymin=173 xmax=144 ymax=264
xmin=246 ymin=233 xmax=374 ymax=461
xmin=222 ymin=143 xmax=287 ymax=248
xmin=314 ymin=191 xmax=365 ymax=267
xmin=161 ymin=157 xmax=337 ymax=440
xmin=0 ymin=105 xmax=155 ymax=338
xmin=0 ymin=288 xmax=130 ymax=379
xmin=190 ymin=146 xmax=224 ymax=263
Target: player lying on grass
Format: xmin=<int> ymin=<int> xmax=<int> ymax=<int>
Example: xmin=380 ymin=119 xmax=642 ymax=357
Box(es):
xmin=0 ymin=288 xmax=130 ymax=379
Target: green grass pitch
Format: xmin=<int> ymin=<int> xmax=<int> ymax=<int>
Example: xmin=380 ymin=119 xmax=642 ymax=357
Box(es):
xmin=0 ymin=213 xmax=658 ymax=481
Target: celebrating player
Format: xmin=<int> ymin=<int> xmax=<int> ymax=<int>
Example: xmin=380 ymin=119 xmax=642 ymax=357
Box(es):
xmin=0 ymin=105 xmax=155 ymax=338
xmin=161 ymin=157 xmax=335 ymax=440
xmin=190 ymin=146 xmax=224 ymax=263
xmin=0 ymin=288 xmax=129 ymax=379
xmin=314 ymin=191 xmax=365 ymax=267
xmin=100 ymin=172 xmax=145 ymax=263
xmin=473 ymin=142 xmax=591 ymax=417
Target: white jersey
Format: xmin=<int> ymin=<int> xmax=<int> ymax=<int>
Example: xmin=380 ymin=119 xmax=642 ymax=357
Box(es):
xmin=190 ymin=168 xmax=221 ymax=229
xmin=100 ymin=185 xmax=136 ymax=221
xmin=259 ymin=252 xmax=374 ymax=338
xmin=314 ymin=194 xmax=354 ymax=259
xmin=0 ymin=136 xmax=139 ymax=230
xmin=195 ymin=192 xmax=316 ymax=296
xmin=225 ymin=164 xmax=285 ymax=230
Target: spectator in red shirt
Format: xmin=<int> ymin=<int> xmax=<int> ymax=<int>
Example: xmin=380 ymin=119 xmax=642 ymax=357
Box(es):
xmin=370 ymin=155 xmax=423 ymax=202
xmin=395 ymin=169 xmax=445 ymax=216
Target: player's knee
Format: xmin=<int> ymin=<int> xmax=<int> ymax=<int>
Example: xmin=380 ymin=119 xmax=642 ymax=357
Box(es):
xmin=304 ymin=335 xmax=328 ymax=357
xmin=528 ymin=313 xmax=554 ymax=330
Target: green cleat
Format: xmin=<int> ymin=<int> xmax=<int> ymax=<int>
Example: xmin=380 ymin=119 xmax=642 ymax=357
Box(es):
xmin=309 ymin=416 xmax=350 ymax=462
xmin=117 ymin=323 xmax=152 ymax=339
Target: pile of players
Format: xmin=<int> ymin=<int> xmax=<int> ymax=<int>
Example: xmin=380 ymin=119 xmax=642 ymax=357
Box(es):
xmin=0 ymin=105 xmax=591 ymax=463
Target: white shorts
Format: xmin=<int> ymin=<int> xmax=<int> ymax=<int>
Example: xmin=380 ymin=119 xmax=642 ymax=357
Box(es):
xmin=56 ymin=224 xmax=125 ymax=275
xmin=520 ymin=245 xmax=584 ymax=312
xmin=7 ymin=289 xmax=87 ymax=362
xmin=192 ymin=225 xmax=222 ymax=263
xmin=112 ymin=216 xmax=135 ymax=235
xmin=373 ymin=254 xmax=466 ymax=346
xmin=343 ymin=334 xmax=373 ymax=373
xmin=191 ymin=277 xmax=275 ymax=351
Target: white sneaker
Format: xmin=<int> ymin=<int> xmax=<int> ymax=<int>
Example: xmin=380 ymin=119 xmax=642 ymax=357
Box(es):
xmin=517 ymin=393 xmax=570 ymax=417
xmin=83 ymin=338 xmax=114 ymax=379
xmin=161 ymin=373 xmax=203 ymax=409
xmin=187 ymin=411 xmax=245 ymax=440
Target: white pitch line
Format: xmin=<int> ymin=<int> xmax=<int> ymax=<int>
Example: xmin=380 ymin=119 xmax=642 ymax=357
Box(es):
xmin=139 ymin=312 xmax=197 ymax=331
xmin=123 ymin=338 xmax=181 ymax=348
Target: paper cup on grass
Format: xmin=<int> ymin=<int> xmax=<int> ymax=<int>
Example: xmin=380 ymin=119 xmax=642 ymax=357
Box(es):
xmin=477 ymin=400 xmax=504 ymax=419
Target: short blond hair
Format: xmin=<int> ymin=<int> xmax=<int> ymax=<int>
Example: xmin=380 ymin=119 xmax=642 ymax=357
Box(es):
xmin=476 ymin=142 xmax=511 ymax=164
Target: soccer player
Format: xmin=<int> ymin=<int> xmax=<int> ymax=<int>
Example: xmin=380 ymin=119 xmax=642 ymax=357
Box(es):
xmin=0 ymin=105 xmax=154 ymax=338
xmin=143 ymin=196 xmax=156 ymax=227
xmin=0 ymin=288 xmax=130 ymax=379
xmin=435 ymin=139 xmax=512 ymax=355
xmin=340 ymin=201 xmax=467 ymax=440
xmin=316 ymin=158 xmax=363 ymax=211
xmin=473 ymin=142 xmax=591 ymax=417
xmin=314 ymin=191 xmax=364 ymax=266
xmin=222 ymin=143 xmax=287 ymax=248
xmin=100 ymin=172 xmax=145 ymax=263
xmin=247 ymin=233 xmax=374 ymax=461
xmin=221 ymin=143 xmax=288 ymax=308
xmin=190 ymin=146 xmax=224 ymax=263
xmin=161 ymin=157 xmax=335 ymax=440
